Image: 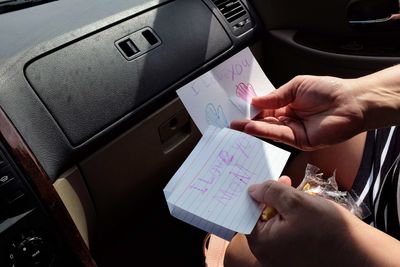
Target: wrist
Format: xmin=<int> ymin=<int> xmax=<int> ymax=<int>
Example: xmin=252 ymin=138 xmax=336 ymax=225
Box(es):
xmin=348 ymin=219 xmax=400 ymax=267
xmin=350 ymin=67 xmax=400 ymax=130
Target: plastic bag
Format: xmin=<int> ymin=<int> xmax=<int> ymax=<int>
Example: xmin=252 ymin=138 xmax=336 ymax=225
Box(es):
xmin=261 ymin=164 xmax=370 ymax=221
xmin=297 ymin=164 xmax=370 ymax=219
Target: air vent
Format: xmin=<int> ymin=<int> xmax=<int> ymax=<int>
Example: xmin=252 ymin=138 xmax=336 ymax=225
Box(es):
xmin=213 ymin=0 xmax=247 ymax=23
xmin=211 ymin=0 xmax=253 ymax=36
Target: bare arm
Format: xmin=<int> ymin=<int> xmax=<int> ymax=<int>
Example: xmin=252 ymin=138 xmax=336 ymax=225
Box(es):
xmin=353 ymin=64 xmax=400 ymax=130
xmin=231 ymin=65 xmax=400 ymax=151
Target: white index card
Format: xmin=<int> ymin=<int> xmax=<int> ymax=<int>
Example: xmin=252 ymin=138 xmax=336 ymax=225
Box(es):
xmin=163 ymin=126 xmax=290 ymax=241
xmin=177 ymin=47 xmax=275 ymax=134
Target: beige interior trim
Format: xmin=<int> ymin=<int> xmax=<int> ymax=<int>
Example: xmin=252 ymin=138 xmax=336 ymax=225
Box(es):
xmin=53 ymin=167 xmax=96 ymax=248
xmin=77 ymin=98 xmax=202 ymax=266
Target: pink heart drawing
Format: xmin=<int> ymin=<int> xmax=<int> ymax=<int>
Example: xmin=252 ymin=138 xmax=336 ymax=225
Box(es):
xmin=236 ymin=83 xmax=257 ymax=103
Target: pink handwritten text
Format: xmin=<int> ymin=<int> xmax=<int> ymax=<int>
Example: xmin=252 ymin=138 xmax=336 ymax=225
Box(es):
xmin=190 ymin=134 xmax=254 ymax=200
xmin=215 ymin=59 xmax=251 ymax=82
xmin=190 ymin=149 xmax=234 ymax=193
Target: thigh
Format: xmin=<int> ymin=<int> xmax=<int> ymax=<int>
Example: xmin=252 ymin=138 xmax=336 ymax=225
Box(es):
xmin=283 ymin=132 xmax=367 ymax=190
xmin=224 ymin=132 xmax=367 ymax=267
xmin=223 ymin=234 xmax=262 ymax=267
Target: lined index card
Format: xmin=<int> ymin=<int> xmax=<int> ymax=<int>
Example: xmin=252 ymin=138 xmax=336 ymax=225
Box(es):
xmin=164 ymin=126 xmax=290 ymax=240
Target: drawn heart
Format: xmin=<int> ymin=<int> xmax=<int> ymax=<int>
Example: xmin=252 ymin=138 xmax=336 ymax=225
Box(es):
xmin=236 ymin=83 xmax=257 ymax=103
xmin=205 ymin=103 xmax=229 ymax=128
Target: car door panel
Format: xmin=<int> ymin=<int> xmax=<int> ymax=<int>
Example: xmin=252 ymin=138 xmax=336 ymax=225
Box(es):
xmin=250 ymin=0 xmax=400 ymax=86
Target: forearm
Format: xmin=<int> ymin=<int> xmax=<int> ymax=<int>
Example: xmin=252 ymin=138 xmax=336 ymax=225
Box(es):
xmin=351 ymin=64 xmax=400 ymax=130
xmin=350 ymin=220 xmax=400 ymax=266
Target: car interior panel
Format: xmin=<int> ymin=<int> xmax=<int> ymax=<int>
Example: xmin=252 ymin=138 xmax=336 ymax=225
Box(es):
xmin=0 ymin=0 xmax=399 ymax=266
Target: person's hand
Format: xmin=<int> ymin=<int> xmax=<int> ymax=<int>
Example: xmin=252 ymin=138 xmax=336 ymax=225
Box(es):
xmin=231 ymin=75 xmax=365 ymax=150
xmin=223 ymin=176 xmax=292 ymax=267
xmin=247 ymin=179 xmax=400 ymax=267
xmin=247 ymin=179 xmax=360 ymax=267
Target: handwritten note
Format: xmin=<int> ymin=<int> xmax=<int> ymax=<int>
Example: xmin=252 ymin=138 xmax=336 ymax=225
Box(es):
xmin=164 ymin=126 xmax=290 ymax=241
xmin=177 ymin=47 xmax=275 ymax=134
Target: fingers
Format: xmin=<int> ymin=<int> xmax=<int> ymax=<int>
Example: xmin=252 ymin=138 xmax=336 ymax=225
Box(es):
xmin=241 ymin=120 xmax=298 ymax=147
xmin=230 ymin=119 xmax=250 ymax=132
xmin=251 ymin=78 xmax=299 ymax=109
xmin=277 ymin=175 xmax=292 ymax=186
xmin=230 ymin=118 xmax=282 ymax=132
xmin=255 ymin=106 xmax=294 ymax=119
xmin=248 ymin=180 xmax=302 ymax=217
xmin=258 ymin=176 xmax=292 ymax=221
xmin=231 ymin=117 xmax=315 ymax=151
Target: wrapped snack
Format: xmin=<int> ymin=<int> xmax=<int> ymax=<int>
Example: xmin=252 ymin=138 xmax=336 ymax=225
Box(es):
xmin=261 ymin=207 xmax=277 ymax=221
xmin=298 ymin=164 xmax=369 ymax=219
xmin=261 ymin=164 xmax=369 ymax=221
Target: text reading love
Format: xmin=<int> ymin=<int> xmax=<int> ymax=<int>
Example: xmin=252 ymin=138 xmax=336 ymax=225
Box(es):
xmin=190 ymin=134 xmax=255 ymax=205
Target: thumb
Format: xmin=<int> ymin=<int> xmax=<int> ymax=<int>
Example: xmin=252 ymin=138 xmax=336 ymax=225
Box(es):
xmin=277 ymin=175 xmax=292 ymax=186
xmin=248 ymin=179 xmax=301 ymax=216
xmin=251 ymin=78 xmax=298 ymax=109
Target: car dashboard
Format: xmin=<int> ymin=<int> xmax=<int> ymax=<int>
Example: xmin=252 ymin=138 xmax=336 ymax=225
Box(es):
xmin=0 ymin=0 xmax=261 ymax=266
